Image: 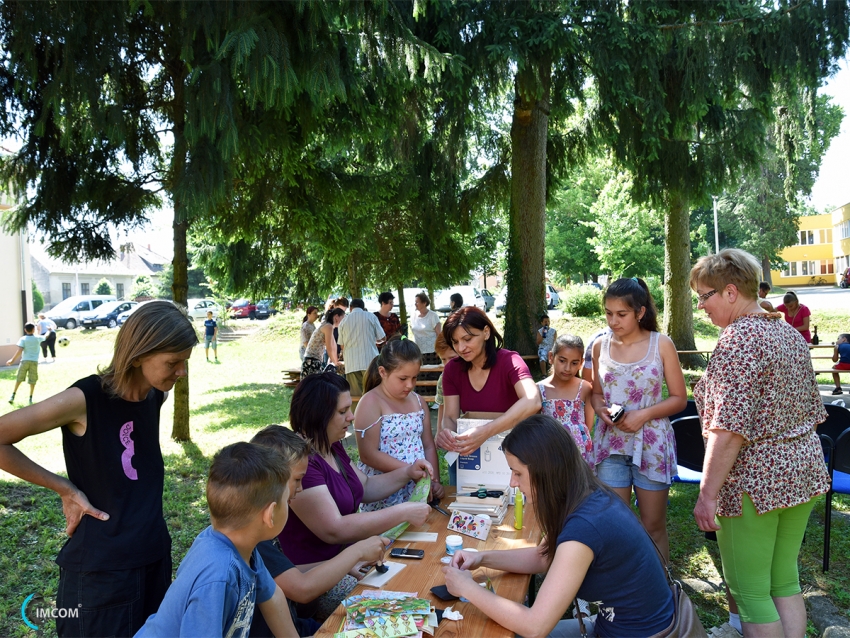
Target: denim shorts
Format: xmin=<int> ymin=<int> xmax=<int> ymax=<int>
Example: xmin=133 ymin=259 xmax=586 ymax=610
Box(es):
xmin=596 ymin=454 xmax=670 ymax=491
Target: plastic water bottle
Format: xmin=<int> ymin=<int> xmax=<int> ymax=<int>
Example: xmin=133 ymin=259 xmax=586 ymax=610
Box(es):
xmin=514 ymin=488 xmax=523 ymax=530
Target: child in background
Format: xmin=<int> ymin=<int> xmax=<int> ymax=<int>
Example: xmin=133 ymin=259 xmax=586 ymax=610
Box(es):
xmin=538 ymin=334 xmax=595 ymax=467
xmin=831 ymin=333 xmax=850 ymax=395
xmin=204 ymin=310 xmax=219 ymax=363
xmin=536 ymin=314 xmax=557 ymax=376
xmin=249 ymin=426 xmax=389 ymax=636
xmin=7 ymin=322 xmax=44 ymax=404
xmin=355 ymin=337 xmax=444 ymax=507
xmin=136 ymin=442 xmax=296 ymax=637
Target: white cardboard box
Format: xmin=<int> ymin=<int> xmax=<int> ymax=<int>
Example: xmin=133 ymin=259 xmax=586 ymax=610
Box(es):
xmin=456 ymin=417 xmax=513 ymax=490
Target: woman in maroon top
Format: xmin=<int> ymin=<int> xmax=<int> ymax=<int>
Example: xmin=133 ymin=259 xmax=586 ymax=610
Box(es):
xmin=435 ymin=307 xmax=540 ymax=457
xmin=775 ymin=290 xmax=812 ymax=343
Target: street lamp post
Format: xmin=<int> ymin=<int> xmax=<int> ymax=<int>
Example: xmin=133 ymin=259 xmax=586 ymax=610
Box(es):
xmin=712 ymin=195 xmax=720 ymax=254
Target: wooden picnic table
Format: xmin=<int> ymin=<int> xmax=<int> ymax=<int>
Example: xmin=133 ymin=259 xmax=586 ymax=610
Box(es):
xmin=314 ymin=488 xmax=541 ymax=637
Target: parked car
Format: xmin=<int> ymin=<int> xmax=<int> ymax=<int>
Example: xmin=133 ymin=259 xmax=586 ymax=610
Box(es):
xmin=255 ymin=299 xmax=280 ymax=320
xmin=433 ymin=286 xmax=487 ymax=313
xmin=229 ymin=298 xmax=257 ymax=319
xmin=81 ymin=300 xmax=138 ymax=329
xmin=325 ymin=293 xmax=381 ymax=313
xmin=546 ymin=284 xmax=560 ymax=309
xmin=495 ymin=288 xmax=507 ymax=317
xmin=481 ymin=289 xmax=496 ymax=311
xmin=46 ymin=294 xmax=117 ymax=329
xmin=186 ymin=298 xmax=221 ymax=321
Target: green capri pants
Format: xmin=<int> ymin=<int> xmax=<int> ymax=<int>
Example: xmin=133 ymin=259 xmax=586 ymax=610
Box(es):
xmin=716 ymin=493 xmax=815 ymax=624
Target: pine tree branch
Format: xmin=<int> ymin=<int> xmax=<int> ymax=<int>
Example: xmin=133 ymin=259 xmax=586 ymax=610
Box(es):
xmin=657 ymin=3 xmax=804 ymax=31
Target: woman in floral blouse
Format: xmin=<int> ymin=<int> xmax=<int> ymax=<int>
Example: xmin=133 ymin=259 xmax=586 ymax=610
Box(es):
xmin=590 ymin=278 xmax=687 ymax=563
xmin=691 ymin=249 xmax=830 ymax=638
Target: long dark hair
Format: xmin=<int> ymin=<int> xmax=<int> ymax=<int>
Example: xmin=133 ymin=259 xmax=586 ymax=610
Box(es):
xmin=289 ymin=372 xmax=350 ymax=455
xmin=441 ymin=306 xmax=503 ymax=370
xmin=364 ymin=337 xmax=422 ymax=393
xmin=603 ymin=278 xmax=658 ymax=332
xmin=502 ymin=415 xmax=607 ymax=563
xmin=301 ymin=306 xmax=318 ymax=323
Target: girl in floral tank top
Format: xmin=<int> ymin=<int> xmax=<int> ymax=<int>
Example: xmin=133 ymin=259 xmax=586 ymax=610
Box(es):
xmin=354 ymin=338 xmax=444 ymax=510
xmin=591 ymin=278 xmax=687 ymax=562
xmin=538 ymin=334 xmax=595 ymax=467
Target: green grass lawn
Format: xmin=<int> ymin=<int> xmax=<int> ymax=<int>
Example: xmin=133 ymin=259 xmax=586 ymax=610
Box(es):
xmin=0 ymin=312 xmax=847 ymax=636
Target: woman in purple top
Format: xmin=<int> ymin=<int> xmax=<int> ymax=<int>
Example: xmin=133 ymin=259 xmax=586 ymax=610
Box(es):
xmin=280 ymin=372 xmax=432 ymax=570
xmin=435 ymin=307 xmax=541 ymax=458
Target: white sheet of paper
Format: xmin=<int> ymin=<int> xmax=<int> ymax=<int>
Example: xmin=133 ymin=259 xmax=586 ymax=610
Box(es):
xmin=358 ymin=561 xmax=407 ymax=588
xmin=397 ymin=531 xmax=439 ymax=542
xmin=444 ymin=451 xmax=459 ymax=467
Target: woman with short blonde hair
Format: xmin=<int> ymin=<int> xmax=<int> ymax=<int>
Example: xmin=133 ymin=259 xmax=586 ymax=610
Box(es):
xmin=691 ymin=248 xmax=829 ymax=637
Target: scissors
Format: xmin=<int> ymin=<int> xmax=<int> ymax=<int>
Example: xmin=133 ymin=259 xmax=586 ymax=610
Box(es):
xmin=460 ymin=488 xmax=504 ymax=499
xmin=429 ymin=498 xmax=450 ymax=516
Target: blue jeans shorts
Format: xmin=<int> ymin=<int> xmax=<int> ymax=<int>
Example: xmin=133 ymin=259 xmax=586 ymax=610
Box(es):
xmin=597 ymin=454 xmax=670 ymax=491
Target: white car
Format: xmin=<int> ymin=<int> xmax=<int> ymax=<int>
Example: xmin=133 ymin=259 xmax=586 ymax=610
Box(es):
xmin=433 ymin=286 xmax=487 ymax=313
xmin=546 ymin=284 xmax=560 ymax=309
xmin=186 ymin=299 xmax=221 ymax=321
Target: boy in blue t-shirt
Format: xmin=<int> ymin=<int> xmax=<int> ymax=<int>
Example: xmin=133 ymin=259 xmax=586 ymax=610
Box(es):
xmin=7 ymin=322 xmax=44 ymax=405
xmin=204 ymin=310 xmax=219 ymax=363
xmin=136 ymin=443 xmax=297 ymax=637
xmin=831 ymin=333 xmax=850 ymax=395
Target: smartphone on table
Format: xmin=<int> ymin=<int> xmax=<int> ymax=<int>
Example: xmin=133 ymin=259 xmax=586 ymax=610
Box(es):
xmin=390 ymin=547 xmax=425 ymax=559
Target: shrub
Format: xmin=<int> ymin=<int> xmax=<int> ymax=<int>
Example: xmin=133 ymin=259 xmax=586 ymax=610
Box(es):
xmin=644 ymin=275 xmax=665 ymax=312
xmin=32 ymin=280 xmax=44 ymax=314
xmin=560 ymin=285 xmax=603 ymax=317
xmin=131 ymin=275 xmax=155 ymax=299
xmin=95 ymin=278 xmax=113 ymax=295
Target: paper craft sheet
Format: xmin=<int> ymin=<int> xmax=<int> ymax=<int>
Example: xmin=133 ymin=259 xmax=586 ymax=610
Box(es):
xmin=381 ymin=476 xmax=431 ymax=540
xmin=358 ymin=560 xmax=406 ymax=588
xmin=447 ymin=509 xmax=492 ymax=541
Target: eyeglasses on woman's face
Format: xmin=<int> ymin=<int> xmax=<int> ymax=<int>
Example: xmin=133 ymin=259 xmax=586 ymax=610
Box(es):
xmin=697 ymin=289 xmax=718 ymax=304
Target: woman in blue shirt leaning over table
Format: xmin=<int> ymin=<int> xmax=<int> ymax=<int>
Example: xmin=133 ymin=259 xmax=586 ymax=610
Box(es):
xmin=442 ymin=415 xmax=674 ymax=638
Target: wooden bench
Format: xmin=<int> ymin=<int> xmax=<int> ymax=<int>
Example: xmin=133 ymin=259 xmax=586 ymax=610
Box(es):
xmin=813 ymin=369 xmax=850 ymax=375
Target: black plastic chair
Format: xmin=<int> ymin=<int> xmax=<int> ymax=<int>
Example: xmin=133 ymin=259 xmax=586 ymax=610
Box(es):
xmin=671 ymin=415 xmax=704 ymax=483
xmin=670 ymin=399 xmax=698 ymax=424
xmin=820 ymin=403 xmax=850 ymax=442
xmin=822 ymin=428 xmax=850 ymax=572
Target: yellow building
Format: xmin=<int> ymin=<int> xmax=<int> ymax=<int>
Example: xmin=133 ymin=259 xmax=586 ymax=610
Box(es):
xmin=832 ymin=202 xmax=850 ymax=281
xmin=772 ymin=213 xmax=836 ymax=286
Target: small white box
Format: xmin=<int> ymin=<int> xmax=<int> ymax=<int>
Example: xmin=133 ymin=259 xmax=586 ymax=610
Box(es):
xmin=456 ymin=416 xmax=513 ymax=489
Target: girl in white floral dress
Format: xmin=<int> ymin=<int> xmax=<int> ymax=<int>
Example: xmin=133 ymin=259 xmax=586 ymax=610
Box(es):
xmin=538 ymin=334 xmax=595 ymax=467
xmin=591 ymin=278 xmax=687 ymax=562
xmin=355 ymin=338 xmax=444 ymax=510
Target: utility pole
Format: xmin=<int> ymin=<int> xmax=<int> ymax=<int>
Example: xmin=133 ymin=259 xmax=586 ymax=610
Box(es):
xmin=712 ymin=195 xmax=720 ymax=254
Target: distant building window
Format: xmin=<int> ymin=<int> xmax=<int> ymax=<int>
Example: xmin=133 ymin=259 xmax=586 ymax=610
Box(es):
xmin=62 ymin=283 xmax=71 ymax=299
xmin=116 ymin=283 xmax=124 ymax=300
xmin=820 ymin=260 xmax=834 ymax=275
xmin=80 ymin=283 xmax=90 ymax=295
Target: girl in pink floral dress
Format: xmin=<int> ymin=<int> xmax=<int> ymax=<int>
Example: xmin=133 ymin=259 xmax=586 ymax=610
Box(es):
xmin=354 ymin=338 xmax=444 ymax=511
xmin=590 ymin=278 xmax=687 ymax=562
xmin=538 ymin=334 xmax=595 ymax=467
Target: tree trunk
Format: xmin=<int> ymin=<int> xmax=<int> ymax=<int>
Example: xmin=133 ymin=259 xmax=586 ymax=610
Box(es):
xmin=761 ymin=256 xmax=772 ymax=286
xmin=169 ymin=67 xmax=191 ymax=442
xmin=171 ymin=214 xmax=191 ymax=441
xmin=347 ymin=255 xmax=361 ymax=299
xmin=504 ymin=61 xmax=550 ymax=356
xmin=396 ymin=284 xmax=407 ymax=327
xmin=662 ymin=190 xmax=703 ymax=370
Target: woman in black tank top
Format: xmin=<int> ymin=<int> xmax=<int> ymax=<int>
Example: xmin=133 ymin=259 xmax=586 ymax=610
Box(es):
xmin=0 ymin=301 xmax=198 ymax=637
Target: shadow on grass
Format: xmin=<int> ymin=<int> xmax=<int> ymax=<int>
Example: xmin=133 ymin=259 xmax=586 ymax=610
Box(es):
xmin=192 ymin=383 xmax=293 ymax=432
xmin=0 ymin=478 xmax=64 ymax=637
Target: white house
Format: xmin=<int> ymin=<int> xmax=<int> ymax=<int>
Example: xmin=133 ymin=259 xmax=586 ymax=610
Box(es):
xmin=0 ymin=197 xmax=34 ymax=362
xmin=31 ymin=243 xmax=170 ymax=309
